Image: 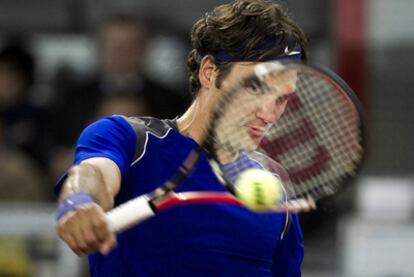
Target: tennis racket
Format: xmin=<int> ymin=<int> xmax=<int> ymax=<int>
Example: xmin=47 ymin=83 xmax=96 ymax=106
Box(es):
xmin=106 ymin=61 xmax=366 ymax=233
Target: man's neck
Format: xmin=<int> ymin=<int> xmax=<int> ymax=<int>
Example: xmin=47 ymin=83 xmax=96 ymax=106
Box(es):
xmin=177 ymin=98 xmax=208 ymax=144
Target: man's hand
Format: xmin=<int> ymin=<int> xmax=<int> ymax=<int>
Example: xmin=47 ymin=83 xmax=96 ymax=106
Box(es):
xmin=57 ymin=202 xmax=117 ymax=256
xmin=56 ymin=157 xmax=122 ymax=256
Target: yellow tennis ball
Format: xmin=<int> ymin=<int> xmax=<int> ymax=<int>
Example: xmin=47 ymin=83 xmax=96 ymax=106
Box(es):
xmin=234 ymin=168 xmax=282 ymax=211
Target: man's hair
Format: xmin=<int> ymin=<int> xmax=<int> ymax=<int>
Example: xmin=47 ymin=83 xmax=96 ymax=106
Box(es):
xmin=98 ymin=14 xmax=148 ymax=40
xmin=0 ymin=41 xmax=35 ymax=87
xmin=187 ymin=0 xmax=307 ymax=96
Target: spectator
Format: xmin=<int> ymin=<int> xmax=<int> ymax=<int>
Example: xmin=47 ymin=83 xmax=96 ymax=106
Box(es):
xmin=93 ymin=94 xmax=150 ymax=120
xmin=48 ymin=14 xmax=190 ymax=148
xmin=0 ymin=39 xmax=48 ymax=167
xmin=47 ymin=94 xmax=150 ymax=183
xmin=0 ymin=121 xmax=47 ymax=201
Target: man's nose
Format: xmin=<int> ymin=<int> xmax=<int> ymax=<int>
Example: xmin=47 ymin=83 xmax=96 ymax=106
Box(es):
xmin=255 ymin=96 xmax=279 ymax=124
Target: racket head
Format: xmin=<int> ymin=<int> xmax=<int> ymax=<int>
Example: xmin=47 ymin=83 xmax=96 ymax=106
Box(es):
xmin=207 ymin=61 xmax=366 ymax=202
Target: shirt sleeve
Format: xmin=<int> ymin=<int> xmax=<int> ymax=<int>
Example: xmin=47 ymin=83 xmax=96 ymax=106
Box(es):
xmin=271 ymin=213 xmax=304 ymax=277
xmin=54 ymin=115 xmax=137 ymax=196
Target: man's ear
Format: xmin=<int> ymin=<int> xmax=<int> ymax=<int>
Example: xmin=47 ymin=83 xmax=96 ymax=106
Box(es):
xmin=198 ymin=55 xmax=216 ymax=89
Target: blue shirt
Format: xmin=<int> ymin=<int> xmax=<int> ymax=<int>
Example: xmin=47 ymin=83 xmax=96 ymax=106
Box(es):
xmin=56 ymin=115 xmax=304 ymax=277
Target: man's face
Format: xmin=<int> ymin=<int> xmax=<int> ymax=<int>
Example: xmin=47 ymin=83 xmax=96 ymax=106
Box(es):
xmin=0 ymin=65 xmax=26 ymax=110
xmin=211 ymin=62 xmax=297 ymax=162
xmin=101 ymin=23 xmax=147 ymax=76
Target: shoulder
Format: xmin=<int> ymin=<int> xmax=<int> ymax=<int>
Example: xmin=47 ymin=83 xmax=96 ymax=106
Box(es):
xmin=123 ymin=116 xmax=178 ymax=163
xmin=77 ymin=115 xmax=180 ymax=165
xmin=124 ymin=116 xmax=177 ymax=138
xmin=81 ymin=115 xmax=135 ymax=137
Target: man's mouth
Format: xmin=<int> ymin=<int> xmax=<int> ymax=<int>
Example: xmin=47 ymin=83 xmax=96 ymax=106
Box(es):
xmin=247 ymin=125 xmax=267 ymax=139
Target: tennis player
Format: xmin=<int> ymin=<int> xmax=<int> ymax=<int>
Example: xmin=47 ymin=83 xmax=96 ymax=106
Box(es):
xmin=56 ymin=0 xmax=309 ymax=275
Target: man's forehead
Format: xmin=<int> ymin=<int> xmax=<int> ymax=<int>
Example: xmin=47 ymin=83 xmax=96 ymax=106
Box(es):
xmin=227 ymin=62 xmax=258 ymax=76
xmin=227 ymin=61 xmax=297 ymax=79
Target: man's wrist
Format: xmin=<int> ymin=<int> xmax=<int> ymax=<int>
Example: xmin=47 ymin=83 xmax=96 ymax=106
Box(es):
xmin=56 ymin=192 xmax=95 ymax=220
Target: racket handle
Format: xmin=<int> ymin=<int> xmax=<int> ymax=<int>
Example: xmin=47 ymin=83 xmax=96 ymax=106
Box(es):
xmin=106 ymin=195 xmax=155 ymax=233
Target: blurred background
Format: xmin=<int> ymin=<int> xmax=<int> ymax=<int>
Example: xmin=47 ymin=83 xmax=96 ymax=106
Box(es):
xmin=0 ymin=0 xmax=413 ymax=276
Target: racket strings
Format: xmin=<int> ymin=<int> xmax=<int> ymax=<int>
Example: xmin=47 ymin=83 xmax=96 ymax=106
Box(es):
xmin=210 ymin=63 xmax=364 ymax=201
xmin=211 ymin=77 xmax=284 ymax=186
xmin=213 ymin=85 xmax=266 ymax=162
xmin=261 ymin=69 xmax=364 ymax=200
xmin=299 ymin=75 xmax=360 ymax=198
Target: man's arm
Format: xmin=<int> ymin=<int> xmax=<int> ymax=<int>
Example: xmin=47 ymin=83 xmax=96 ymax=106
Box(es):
xmin=56 ymin=157 xmax=121 ymax=256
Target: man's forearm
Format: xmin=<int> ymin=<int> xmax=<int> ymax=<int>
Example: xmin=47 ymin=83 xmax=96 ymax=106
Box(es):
xmin=56 ymin=158 xmax=121 ymax=256
xmin=59 ymin=158 xmax=121 ymax=211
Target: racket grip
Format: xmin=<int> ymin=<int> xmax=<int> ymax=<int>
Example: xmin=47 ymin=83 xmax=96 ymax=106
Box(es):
xmin=106 ymin=195 xmax=155 ymax=233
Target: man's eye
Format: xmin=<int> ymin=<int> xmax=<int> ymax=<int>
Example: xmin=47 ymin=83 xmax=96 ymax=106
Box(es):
xmin=276 ymin=94 xmax=291 ymax=105
xmin=243 ymin=77 xmax=266 ymax=95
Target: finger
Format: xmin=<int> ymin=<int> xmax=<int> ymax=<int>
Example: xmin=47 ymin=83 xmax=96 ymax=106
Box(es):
xmin=306 ymin=196 xmax=317 ymax=210
xmin=77 ymin=205 xmax=108 ymax=254
xmin=70 ymin=222 xmax=90 ymax=255
xmin=279 ymin=200 xmax=297 ymax=211
xmin=268 ymin=203 xmax=295 ymax=213
xmin=57 ymin=224 xmax=85 ymax=256
xmin=296 ymin=198 xmax=316 ymax=212
xmin=98 ymin=234 xmax=117 ymax=256
xmin=68 ymin=207 xmax=99 ymax=255
xmin=91 ymin=210 xmax=111 ymax=243
xmin=287 ymin=198 xmax=308 ymax=211
xmin=81 ymin=220 xmax=100 ymax=253
xmin=57 ymin=213 xmax=89 ymax=256
xmin=89 ymin=206 xmax=117 ymax=255
xmin=64 ymin=227 xmax=89 ymax=256
xmin=276 ymin=199 xmax=307 ymax=212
